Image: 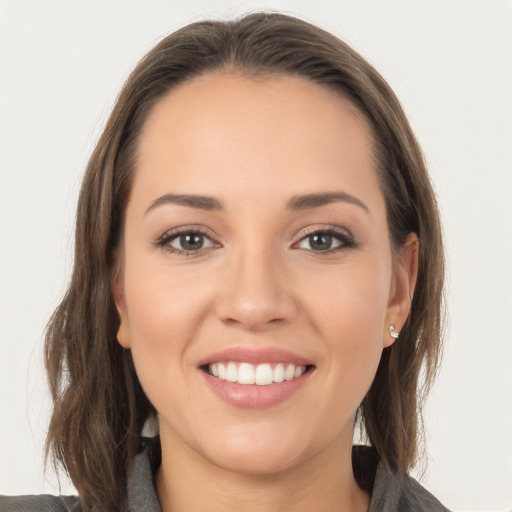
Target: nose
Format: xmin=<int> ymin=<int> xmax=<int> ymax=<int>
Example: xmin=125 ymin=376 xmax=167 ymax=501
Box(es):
xmin=215 ymin=245 xmax=299 ymax=331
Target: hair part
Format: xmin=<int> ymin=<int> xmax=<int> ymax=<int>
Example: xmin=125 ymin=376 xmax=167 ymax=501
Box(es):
xmin=45 ymin=12 xmax=444 ymax=510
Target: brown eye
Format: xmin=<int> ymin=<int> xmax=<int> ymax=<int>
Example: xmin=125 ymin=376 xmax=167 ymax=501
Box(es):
xmin=308 ymin=233 xmax=335 ymax=251
xmin=294 ymin=227 xmax=356 ymax=254
xmin=297 ymin=232 xmax=342 ymax=252
xmin=162 ymin=231 xmax=217 ymax=254
xmin=173 ymin=233 xmax=206 ymax=251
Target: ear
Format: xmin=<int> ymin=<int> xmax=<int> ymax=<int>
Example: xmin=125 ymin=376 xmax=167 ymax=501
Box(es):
xmin=112 ymin=269 xmax=131 ymax=349
xmin=383 ymin=233 xmax=419 ymax=347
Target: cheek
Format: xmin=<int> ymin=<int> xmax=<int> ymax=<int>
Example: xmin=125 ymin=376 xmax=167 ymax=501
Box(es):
xmin=300 ymin=257 xmax=391 ymax=396
xmin=121 ymin=253 xmax=215 ymax=400
xmin=303 ymin=257 xmax=391 ymax=343
xmin=123 ymin=245 xmax=212 ymax=340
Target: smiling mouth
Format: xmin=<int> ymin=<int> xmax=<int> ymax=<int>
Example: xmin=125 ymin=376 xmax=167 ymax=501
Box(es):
xmin=202 ymin=362 xmax=315 ymax=386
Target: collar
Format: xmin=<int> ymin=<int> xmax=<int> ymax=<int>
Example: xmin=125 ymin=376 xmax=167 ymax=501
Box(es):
xmin=126 ymin=437 xmax=447 ymax=512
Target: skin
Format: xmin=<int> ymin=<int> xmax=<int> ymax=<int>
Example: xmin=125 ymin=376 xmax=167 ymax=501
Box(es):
xmin=114 ymin=72 xmax=418 ymax=512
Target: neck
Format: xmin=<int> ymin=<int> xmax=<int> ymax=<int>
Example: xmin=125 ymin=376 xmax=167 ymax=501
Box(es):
xmin=156 ymin=427 xmax=370 ymax=512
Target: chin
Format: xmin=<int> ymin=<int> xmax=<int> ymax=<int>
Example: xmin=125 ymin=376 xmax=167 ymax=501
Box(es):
xmin=206 ymin=444 xmax=304 ymax=477
xmin=195 ymin=423 xmax=318 ymax=477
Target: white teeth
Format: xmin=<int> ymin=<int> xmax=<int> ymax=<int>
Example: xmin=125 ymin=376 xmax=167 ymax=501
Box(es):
xmin=255 ymin=363 xmax=273 ymax=385
xmin=208 ymin=362 xmax=307 ymax=385
xmin=238 ymin=362 xmax=255 ymax=384
xmin=284 ymin=364 xmax=295 ymax=381
xmin=273 ymin=363 xmax=285 ymax=383
xmin=226 ymin=362 xmax=238 ymax=382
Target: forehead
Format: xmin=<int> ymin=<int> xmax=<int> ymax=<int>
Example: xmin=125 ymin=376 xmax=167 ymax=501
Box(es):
xmin=132 ymin=71 xmax=381 ymax=211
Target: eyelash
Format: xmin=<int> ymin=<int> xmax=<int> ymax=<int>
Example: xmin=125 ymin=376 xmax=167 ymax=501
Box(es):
xmin=292 ymin=225 xmax=357 ymax=254
xmin=153 ymin=226 xmax=220 ymax=256
xmin=154 ymin=225 xmax=356 ymax=256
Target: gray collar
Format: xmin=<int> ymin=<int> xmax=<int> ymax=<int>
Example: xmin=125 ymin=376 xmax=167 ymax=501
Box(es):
xmin=127 ymin=438 xmax=448 ymax=512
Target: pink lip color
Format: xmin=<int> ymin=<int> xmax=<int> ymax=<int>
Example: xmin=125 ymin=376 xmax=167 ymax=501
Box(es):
xmin=201 ymin=370 xmax=311 ymax=409
xmin=197 ymin=347 xmax=313 ymax=367
xmin=197 ymin=347 xmax=314 ymax=409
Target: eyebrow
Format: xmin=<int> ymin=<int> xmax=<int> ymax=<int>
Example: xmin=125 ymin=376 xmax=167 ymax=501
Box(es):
xmin=145 ymin=194 xmax=223 ymax=215
xmin=145 ymin=191 xmax=368 ymax=215
xmin=287 ymin=192 xmax=369 ymax=213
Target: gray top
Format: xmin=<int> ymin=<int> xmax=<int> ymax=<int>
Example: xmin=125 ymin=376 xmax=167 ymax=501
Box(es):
xmin=0 ymin=438 xmax=449 ymax=511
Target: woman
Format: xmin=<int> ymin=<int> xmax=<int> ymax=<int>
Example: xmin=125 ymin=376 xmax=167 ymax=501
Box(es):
xmin=0 ymin=12 xmax=447 ymax=512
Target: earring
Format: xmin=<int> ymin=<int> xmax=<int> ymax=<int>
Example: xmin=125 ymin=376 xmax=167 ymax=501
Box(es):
xmin=141 ymin=414 xmax=159 ymax=438
xmin=388 ymin=325 xmax=400 ymax=339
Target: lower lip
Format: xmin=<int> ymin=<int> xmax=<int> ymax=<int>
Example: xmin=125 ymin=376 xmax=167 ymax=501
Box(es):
xmin=201 ymin=370 xmax=312 ymax=409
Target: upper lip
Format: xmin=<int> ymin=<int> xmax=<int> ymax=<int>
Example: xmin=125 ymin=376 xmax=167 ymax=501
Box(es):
xmin=197 ymin=347 xmax=314 ymax=367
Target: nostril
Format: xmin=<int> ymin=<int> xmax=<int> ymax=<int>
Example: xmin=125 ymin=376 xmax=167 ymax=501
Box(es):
xmin=215 ymin=281 xmax=299 ymax=329
xmin=222 ymin=315 xmax=287 ymax=331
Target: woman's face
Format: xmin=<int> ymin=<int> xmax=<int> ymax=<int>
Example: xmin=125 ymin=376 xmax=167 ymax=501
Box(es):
xmin=115 ymin=72 xmax=413 ymax=475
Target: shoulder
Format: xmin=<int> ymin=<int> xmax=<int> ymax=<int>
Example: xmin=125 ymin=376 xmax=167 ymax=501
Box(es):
xmin=0 ymin=494 xmax=80 ymax=512
xmin=352 ymin=445 xmax=450 ymax=512
xmin=397 ymin=475 xmax=450 ymax=512
xmin=372 ymin=462 xmax=450 ymax=511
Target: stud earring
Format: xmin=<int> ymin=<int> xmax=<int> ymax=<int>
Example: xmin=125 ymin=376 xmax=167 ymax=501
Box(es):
xmin=388 ymin=325 xmax=400 ymax=339
xmin=141 ymin=414 xmax=159 ymax=438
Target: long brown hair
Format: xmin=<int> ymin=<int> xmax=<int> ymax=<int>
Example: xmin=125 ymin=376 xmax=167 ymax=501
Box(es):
xmin=45 ymin=12 xmax=444 ymax=511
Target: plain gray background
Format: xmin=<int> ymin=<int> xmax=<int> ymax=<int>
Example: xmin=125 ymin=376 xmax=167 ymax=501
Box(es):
xmin=1 ymin=1 xmax=511 ymax=510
